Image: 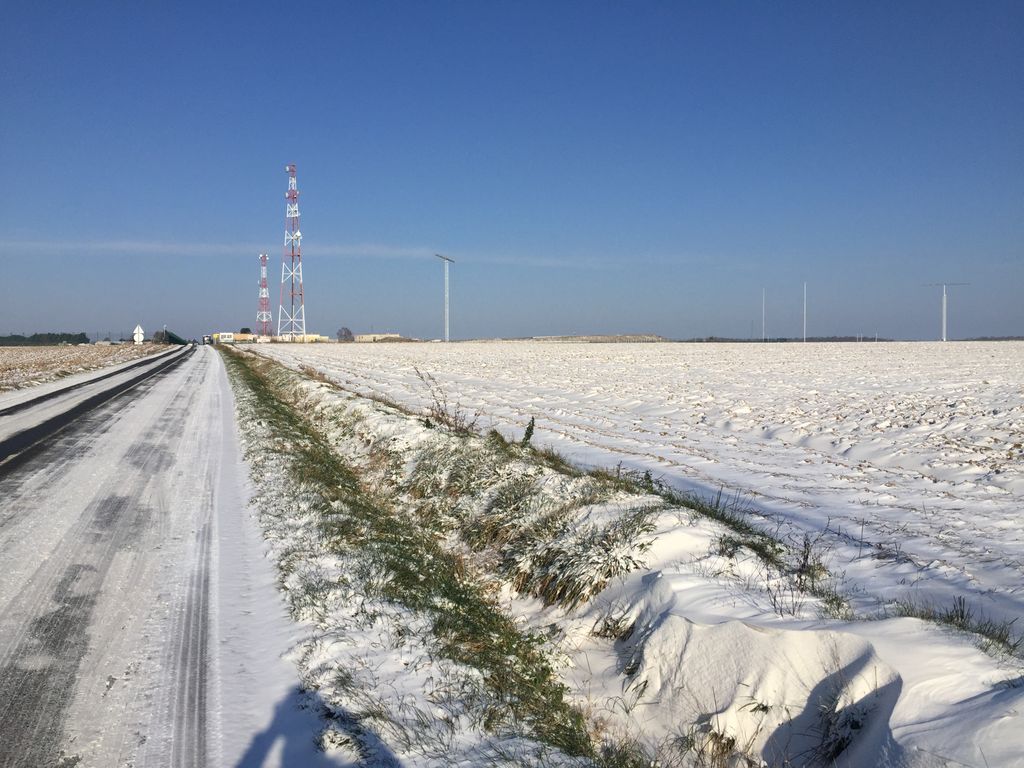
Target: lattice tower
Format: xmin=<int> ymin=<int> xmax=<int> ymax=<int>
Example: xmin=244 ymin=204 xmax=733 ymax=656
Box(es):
xmin=256 ymin=253 xmax=272 ymax=336
xmin=277 ymin=164 xmax=306 ymax=340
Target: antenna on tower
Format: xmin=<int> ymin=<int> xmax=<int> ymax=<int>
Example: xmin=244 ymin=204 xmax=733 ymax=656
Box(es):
xmin=277 ymin=164 xmax=306 ymax=341
xmin=257 ymin=253 xmax=272 ymax=337
xmin=923 ymin=282 xmax=969 ymax=341
xmin=436 ymin=254 xmax=454 ymax=342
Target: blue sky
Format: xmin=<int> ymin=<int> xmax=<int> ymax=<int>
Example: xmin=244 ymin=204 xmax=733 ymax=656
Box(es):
xmin=1 ymin=1 xmax=1021 ymax=340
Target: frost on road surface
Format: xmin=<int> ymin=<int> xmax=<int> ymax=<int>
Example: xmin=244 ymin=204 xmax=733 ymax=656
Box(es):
xmin=0 ymin=346 xmax=332 ymax=768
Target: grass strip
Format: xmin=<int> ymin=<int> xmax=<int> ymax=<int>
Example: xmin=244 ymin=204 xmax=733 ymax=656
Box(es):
xmin=221 ymin=348 xmax=647 ymax=765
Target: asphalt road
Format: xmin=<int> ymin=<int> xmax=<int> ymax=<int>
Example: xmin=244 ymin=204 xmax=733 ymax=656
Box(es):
xmin=0 ymin=345 xmax=222 ymax=767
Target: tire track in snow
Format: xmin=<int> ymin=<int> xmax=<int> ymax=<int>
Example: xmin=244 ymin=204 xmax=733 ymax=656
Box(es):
xmin=0 ymin=494 xmax=148 ymax=766
xmin=167 ymin=517 xmax=212 ymax=768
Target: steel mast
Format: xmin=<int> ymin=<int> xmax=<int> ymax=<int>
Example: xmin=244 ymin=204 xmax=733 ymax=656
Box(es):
xmin=277 ymin=164 xmax=306 ymax=340
xmin=257 ymin=253 xmax=272 ymax=337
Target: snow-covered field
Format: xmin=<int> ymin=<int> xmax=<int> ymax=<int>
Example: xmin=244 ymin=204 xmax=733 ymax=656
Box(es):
xmin=0 ymin=343 xmax=160 ymax=391
xmin=258 ymin=341 xmax=1024 ymax=613
xmin=252 ymin=340 xmax=1024 ymax=766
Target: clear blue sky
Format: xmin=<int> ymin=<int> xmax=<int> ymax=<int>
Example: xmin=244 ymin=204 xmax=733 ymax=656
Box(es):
xmin=1 ymin=1 xmax=1021 ymax=340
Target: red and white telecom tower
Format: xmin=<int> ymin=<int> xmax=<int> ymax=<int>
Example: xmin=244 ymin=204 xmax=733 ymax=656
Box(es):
xmin=256 ymin=253 xmax=272 ymax=337
xmin=277 ymin=163 xmax=306 ymax=340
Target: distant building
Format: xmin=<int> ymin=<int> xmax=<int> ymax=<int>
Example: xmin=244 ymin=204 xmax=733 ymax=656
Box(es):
xmin=354 ymin=333 xmax=404 ymax=343
xmin=262 ymin=334 xmax=330 ymax=343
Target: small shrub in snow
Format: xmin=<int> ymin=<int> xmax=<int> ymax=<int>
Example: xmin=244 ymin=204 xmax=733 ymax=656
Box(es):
xmin=521 ymin=416 xmax=536 ymax=447
xmin=415 ymin=366 xmax=480 ymax=434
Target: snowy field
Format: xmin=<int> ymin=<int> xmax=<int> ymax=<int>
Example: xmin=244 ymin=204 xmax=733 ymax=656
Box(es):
xmin=252 ymin=340 xmax=1024 ymax=765
xmin=0 ymin=344 xmax=159 ymax=391
xmin=258 ymin=341 xmax=1024 ymax=615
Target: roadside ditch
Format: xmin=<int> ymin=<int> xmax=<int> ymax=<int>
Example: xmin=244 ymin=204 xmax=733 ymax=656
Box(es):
xmin=220 ymin=347 xmax=906 ymax=766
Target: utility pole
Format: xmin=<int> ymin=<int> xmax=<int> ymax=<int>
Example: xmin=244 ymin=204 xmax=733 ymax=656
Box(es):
xmin=924 ymin=283 xmax=969 ymax=342
xmin=762 ymin=288 xmax=766 ymax=342
xmin=803 ymin=282 xmax=807 ymax=342
xmin=942 ymin=285 xmax=947 ymax=342
xmin=436 ymin=254 xmax=454 ymax=342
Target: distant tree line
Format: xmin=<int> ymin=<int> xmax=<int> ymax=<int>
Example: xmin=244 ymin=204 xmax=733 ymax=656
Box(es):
xmin=682 ymin=336 xmax=894 ymax=343
xmin=0 ymin=332 xmax=90 ymax=346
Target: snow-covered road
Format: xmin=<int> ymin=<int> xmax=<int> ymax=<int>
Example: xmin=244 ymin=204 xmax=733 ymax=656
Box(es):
xmin=0 ymin=346 xmax=329 ymax=768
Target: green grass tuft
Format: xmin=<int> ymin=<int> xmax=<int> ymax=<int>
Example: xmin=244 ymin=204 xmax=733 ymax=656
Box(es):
xmin=892 ymin=595 xmax=1022 ymax=657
